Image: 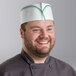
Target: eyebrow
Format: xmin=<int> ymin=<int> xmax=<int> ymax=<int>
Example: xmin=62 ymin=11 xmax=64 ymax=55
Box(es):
xmin=30 ymin=25 xmax=53 ymax=29
xmin=47 ymin=25 xmax=53 ymax=27
xmin=30 ymin=26 xmax=40 ymax=29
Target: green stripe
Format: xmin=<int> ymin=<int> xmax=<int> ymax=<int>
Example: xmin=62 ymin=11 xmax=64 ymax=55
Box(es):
xmin=43 ymin=5 xmax=51 ymax=11
xmin=21 ymin=4 xmax=51 ymax=20
xmin=42 ymin=5 xmax=51 ymax=20
xmin=21 ymin=5 xmax=41 ymax=12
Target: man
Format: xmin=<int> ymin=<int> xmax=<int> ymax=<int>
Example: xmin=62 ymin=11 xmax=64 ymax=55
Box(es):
xmin=0 ymin=2 xmax=76 ymax=76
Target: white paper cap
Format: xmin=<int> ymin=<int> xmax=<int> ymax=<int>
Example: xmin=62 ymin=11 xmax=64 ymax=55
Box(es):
xmin=20 ymin=3 xmax=54 ymax=24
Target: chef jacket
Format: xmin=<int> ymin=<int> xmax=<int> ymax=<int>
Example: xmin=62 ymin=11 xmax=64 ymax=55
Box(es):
xmin=0 ymin=49 xmax=76 ymax=76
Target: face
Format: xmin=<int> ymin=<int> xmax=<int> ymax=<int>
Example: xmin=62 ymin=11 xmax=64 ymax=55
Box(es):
xmin=20 ymin=20 xmax=56 ymax=58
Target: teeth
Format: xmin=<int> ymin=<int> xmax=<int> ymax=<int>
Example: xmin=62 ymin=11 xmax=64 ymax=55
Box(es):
xmin=39 ymin=42 xmax=48 ymax=44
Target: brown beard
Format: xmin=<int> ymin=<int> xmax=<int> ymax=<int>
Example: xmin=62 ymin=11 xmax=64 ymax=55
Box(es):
xmin=24 ymin=33 xmax=55 ymax=58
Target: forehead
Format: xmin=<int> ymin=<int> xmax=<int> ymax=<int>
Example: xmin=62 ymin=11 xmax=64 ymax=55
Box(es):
xmin=25 ymin=20 xmax=54 ymax=28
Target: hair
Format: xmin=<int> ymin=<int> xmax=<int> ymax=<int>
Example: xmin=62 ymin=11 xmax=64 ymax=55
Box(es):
xmin=21 ymin=22 xmax=28 ymax=31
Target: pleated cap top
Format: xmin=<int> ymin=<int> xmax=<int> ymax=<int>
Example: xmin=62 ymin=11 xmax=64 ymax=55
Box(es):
xmin=20 ymin=3 xmax=54 ymax=24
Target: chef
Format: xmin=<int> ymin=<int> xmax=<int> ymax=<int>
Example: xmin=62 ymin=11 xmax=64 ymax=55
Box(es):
xmin=0 ymin=2 xmax=76 ymax=76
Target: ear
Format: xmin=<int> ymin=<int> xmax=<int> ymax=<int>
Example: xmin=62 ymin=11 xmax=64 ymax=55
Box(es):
xmin=20 ymin=28 xmax=24 ymax=38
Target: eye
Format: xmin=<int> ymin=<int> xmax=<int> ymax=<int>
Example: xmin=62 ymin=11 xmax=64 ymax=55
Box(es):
xmin=47 ymin=28 xmax=52 ymax=31
xmin=32 ymin=29 xmax=41 ymax=32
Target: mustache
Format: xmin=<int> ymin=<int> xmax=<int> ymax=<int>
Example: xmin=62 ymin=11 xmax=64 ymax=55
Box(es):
xmin=35 ymin=37 xmax=52 ymax=42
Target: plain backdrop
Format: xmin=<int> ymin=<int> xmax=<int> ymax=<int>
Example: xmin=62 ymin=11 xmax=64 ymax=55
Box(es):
xmin=0 ymin=0 xmax=76 ymax=70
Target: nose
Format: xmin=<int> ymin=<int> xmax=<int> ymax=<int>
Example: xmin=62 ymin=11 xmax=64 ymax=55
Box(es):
xmin=39 ymin=29 xmax=49 ymax=40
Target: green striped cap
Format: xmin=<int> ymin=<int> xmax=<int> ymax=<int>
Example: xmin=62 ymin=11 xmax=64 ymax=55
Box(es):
xmin=20 ymin=3 xmax=54 ymax=24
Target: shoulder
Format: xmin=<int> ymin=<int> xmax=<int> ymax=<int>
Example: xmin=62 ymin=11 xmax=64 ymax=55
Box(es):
xmin=50 ymin=56 xmax=70 ymax=68
xmin=0 ymin=54 xmax=28 ymax=74
xmin=49 ymin=56 xmax=76 ymax=75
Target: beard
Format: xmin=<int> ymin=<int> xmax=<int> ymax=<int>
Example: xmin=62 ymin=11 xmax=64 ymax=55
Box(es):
xmin=24 ymin=34 xmax=55 ymax=58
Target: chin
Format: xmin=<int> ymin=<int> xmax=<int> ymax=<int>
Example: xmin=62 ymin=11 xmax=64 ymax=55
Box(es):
xmin=38 ymin=47 xmax=50 ymax=53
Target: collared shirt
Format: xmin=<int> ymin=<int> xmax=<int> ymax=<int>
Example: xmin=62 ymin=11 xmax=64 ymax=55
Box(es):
xmin=0 ymin=49 xmax=76 ymax=76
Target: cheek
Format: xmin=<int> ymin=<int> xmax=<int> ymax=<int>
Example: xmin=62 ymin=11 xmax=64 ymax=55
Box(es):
xmin=26 ymin=32 xmax=39 ymax=42
xmin=24 ymin=32 xmax=32 ymax=42
xmin=49 ymin=33 xmax=56 ymax=41
xmin=52 ymin=34 xmax=56 ymax=44
xmin=52 ymin=34 xmax=56 ymax=39
xmin=32 ymin=34 xmax=40 ymax=42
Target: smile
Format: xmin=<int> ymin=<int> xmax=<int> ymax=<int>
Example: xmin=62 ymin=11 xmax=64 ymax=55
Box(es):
xmin=37 ymin=41 xmax=49 ymax=45
xmin=39 ymin=42 xmax=48 ymax=44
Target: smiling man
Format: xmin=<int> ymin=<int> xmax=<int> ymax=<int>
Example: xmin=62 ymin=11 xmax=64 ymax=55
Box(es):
xmin=21 ymin=20 xmax=56 ymax=63
xmin=0 ymin=2 xmax=76 ymax=76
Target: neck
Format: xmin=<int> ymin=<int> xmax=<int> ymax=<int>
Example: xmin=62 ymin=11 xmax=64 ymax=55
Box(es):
xmin=30 ymin=54 xmax=48 ymax=64
xmin=23 ymin=46 xmax=48 ymax=64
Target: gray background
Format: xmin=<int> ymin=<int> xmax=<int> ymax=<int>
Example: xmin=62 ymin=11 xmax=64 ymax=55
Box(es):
xmin=0 ymin=0 xmax=76 ymax=70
